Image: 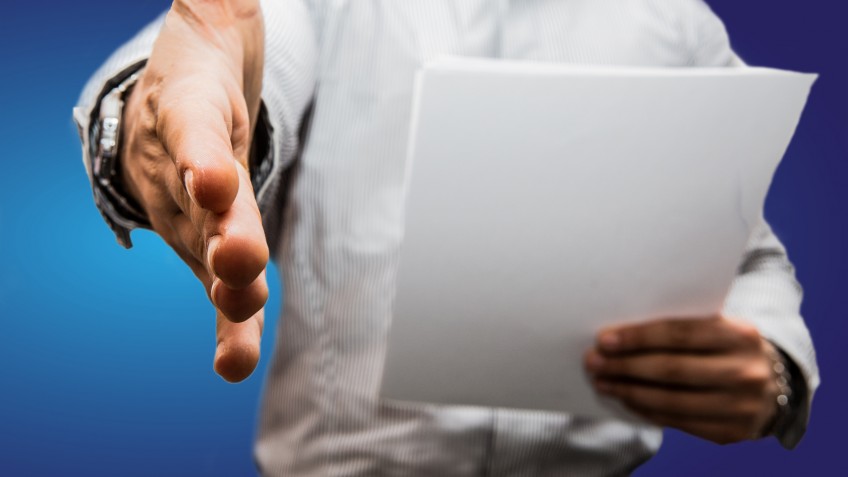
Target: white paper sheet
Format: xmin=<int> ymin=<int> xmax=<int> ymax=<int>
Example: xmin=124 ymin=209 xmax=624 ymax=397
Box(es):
xmin=380 ymin=57 xmax=815 ymax=420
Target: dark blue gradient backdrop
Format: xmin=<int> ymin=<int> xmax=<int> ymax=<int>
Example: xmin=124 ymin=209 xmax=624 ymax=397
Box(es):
xmin=1 ymin=1 xmax=844 ymax=476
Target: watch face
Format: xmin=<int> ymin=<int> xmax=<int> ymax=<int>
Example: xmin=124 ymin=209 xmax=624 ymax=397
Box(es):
xmin=91 ymin=66 xmax=143 ymax=182
xmin=96 ymin=116 xmax=120 ymax=184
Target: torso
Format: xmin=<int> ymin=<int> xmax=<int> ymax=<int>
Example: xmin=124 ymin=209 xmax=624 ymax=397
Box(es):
xmin=256 ymin=1 xmax=729 ymax=475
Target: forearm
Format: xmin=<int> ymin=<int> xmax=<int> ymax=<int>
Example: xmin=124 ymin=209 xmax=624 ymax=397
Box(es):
xmin=684 ymin=1 xmax=819 ymax=446
xmin=722 ymin=218 xmax=819 ymax=448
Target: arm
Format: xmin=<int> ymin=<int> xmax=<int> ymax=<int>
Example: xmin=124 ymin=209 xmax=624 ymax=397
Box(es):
xmin=74 ymin=0 xmax=316 ymax=382
xmin=584 ymin=0 xmax=818 ymax=448
xmin=690 ymin=0 xmax=818 ymax=446
xmin=723 ymin=219 xmax=817 ymax=448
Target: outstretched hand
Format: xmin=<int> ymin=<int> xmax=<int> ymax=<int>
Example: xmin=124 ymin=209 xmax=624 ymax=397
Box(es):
xmin=120 ymin=0 xmax=267 ymax=382
xmin=584 ymin=315 xmax=782 ymax=444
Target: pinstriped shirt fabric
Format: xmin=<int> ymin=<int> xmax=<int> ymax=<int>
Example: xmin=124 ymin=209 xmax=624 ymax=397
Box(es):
xmin=75 ymin=1 xmax=818 ymax=475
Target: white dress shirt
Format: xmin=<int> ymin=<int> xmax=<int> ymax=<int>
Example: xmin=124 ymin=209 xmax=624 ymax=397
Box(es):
xmin=75 ymin=1 xmax=819 ymax=475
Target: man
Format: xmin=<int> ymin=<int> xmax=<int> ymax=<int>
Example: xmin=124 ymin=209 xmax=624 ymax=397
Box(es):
xmin=75 ymin=0 xmax=818 ymax=475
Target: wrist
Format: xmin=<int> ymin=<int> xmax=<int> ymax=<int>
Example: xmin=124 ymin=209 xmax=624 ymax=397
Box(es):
xmin=759 ymin=340 xmax=800 ymax=439
xmin=86 ymin=61 xmax=152 ymax=247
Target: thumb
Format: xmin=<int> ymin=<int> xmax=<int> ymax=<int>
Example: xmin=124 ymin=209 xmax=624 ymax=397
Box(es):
xmin=156 ymin=78 xmax=243 ymax=214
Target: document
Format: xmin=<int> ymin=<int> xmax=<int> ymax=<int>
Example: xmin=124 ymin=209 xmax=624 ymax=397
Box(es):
xmin=380 ymin=57 xmax=816 ymax=421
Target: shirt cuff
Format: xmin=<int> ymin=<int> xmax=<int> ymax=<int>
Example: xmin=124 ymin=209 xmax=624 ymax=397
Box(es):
xmin=771 ymin=345 xmax=810 ymax=449
xmin=75 ymin=60 xmax=150 ymax=248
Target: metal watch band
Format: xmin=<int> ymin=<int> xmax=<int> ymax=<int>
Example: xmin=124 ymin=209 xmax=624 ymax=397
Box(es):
xmin=762 ymin=345 xmax=802 ymax=439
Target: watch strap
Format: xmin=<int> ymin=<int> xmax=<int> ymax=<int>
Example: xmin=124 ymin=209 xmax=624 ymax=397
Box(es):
xmin=87 ymin=61 xmax=150 ymax=247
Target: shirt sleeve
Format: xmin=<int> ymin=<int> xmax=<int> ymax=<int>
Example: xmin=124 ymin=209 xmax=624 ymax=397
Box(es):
xmin=723 ymin=219 xmax=818 ymax=449
xmin=73 ymin=13 xmax=165 ymax=248
xmin=73 ymin=0 xmax=317 ymax=254
xmin=683 ymin=0 xmax=819 ymax=449
xmin=249 ymin=0 xmax=318 ymax=255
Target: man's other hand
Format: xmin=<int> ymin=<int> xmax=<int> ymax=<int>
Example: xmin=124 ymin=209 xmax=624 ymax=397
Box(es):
xmin=584 ymin=316 xmax=782 ymax=444
xmin=120 ymin=0 xmax=267 ymax=382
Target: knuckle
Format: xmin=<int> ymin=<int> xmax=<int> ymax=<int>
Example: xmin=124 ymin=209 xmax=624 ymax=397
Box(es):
xmin=658 ymin=360 xmax=685 ymax=382
xmin=617 ymin=329 xmax=638 ymax=350
xmin=603 ymin=358 xmax=623 ymax=376
xmin=733 ymin=398 xmax=760 ymax=420
xmin=648 ymin=390 xmax=672 ymax=412
xmin=733 ymin=321 xmax=762 ymax=348
xmin=666 ymin=321 xmax=693 ymax=348
xmin=619 ymin=327 xmax=649 ymax=351
xmin=625 ymin=387 xmax=658 ymax=409
xmin=616 ymin=384 xmax=635 ymax=402
xmin=736 ymin=362 xmax=771 ymax=387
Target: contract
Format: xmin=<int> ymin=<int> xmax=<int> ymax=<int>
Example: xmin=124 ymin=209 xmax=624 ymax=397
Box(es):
xmin=380 ymin=57 xmax=816 ymax=420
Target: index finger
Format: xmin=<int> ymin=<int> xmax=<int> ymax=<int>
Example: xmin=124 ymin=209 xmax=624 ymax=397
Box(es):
xmin=596 ymin=315 xmax=761 ymax=354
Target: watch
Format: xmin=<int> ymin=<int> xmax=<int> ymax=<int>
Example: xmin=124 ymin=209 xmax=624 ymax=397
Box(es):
xmin=88 ymin=62 xmax=151 ymax=247
xmin=85 ymin=60 xmax=274 ymax=248
xmin=94 ymin=70 xmax=140 ymax=190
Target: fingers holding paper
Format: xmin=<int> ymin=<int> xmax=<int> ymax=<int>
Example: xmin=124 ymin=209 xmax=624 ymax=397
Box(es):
xmin=584 ymin=316 xmax=782 ymax=444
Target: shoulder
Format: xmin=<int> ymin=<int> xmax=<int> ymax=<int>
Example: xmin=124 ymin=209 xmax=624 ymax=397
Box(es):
xmin=637 ymin=0 xmax=735 ymax=66
xmin=558 ymin=0 xmax=734 ymax=66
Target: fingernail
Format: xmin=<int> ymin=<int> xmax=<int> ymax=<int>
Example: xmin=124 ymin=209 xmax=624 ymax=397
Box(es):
xmin=585 ymin=352 xmax=605 ymax=372
xmin=207 ymin=236 xmax=221 ymax=272
xmin=599 ymin=332 xmax=620 ymax=351
xmin=184 ymin=170 xmax=198 ymax=206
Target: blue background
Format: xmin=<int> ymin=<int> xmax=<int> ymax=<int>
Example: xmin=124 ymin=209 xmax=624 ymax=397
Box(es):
xmin=0 ymin=1 xmax=844 ymax=475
